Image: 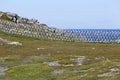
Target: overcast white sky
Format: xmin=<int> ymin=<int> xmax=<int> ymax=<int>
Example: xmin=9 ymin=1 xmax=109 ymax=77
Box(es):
xmin=1 ymin=0 xmax=120 ymax=29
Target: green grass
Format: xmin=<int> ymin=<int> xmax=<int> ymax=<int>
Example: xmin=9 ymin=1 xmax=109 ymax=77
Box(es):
xmin=0 ymin=31 xmax=120 ymax=80
xmin=6 ymin=63 xmax=53 ymax=80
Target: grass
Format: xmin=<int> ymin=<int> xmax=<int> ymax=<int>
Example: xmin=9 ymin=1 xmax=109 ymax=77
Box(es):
xmin=0 ymin=31 xmax=120 ymax=80
xmin=6 ymin=63 xmax=53 ymax=80
xmin=0 ymin=13 xmax=11 ymax=21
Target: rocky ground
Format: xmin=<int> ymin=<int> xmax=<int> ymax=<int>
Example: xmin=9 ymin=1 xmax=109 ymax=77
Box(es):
xmin=0 ymin=31 xmax=120 ymax=80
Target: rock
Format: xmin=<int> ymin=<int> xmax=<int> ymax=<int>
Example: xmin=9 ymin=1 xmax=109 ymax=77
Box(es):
xmin=0 ymin=37 xmax=22 ymax=46
xmin=37 ymin=48 xmax=45 ymax=50
xmin=0 ymin=37 xmax=11 ymax=44
xmin=70 ymin=56 xmax=86 ymax=66
xmin=97 ymin=72 xmax=119 ymax=77
xmin=97 ymin=68 xmax=119 ymax=77
xmin=62 ymin=64 xmax=74 ymax=67
xmin=6 ymin=12 xmax=18 ymax=17
xmin=28 ymin=19 xmax=39 ymax=24
xmin=95 ymin=57 xmax=101 ymax=60
xmin=110 ymin=68 xmax=119 ymax=72
xmin=43 ymin=61 xmax=61 ymax=67
xmin=0 ymin=66 xmax=8 ymax=72
xmin=57 ymin=51 xmax=60 ymax=53
xmin=0 ymin=65 xmax=9 ymax=76
xmin=52 ymin=69 xmax=65 ymax=75
xmin=6 ymin=12 xmax=19 ymax=22
xmin=80 ymin=73 xmax=87 ymax=77
xmin=116 ymin=64 xmax=120 ymax=67
xmin=0 ymin=11 xmax=39 ymax=24
xmin=7 ymin=42 xmax=22 ymax=46
xmin=92 ymin=47 xmax=95 ymax=50
xmin=17 ymin=17 xmax=39 ymax=24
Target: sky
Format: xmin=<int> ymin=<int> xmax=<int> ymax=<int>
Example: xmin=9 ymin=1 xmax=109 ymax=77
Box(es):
xmin=1 ymin=0 xmax=120 ymax=29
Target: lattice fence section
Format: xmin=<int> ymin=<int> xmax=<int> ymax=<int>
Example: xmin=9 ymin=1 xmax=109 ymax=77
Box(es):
xmin=65 ymin=29 xmax=120 ymax=42
xmin=1 ymin=19 xmax=119 ymax=42
xmin=0 ymin=19 xmax=83 ymax=42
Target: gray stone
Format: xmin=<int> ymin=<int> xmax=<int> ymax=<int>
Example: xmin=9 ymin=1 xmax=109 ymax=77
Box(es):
xmin=43 ymin=61 xmax=61 ymax=67
xmin=0 ymin=65 xmax=8 ymax=76
xmin=97 ymin=72 xmax=119 ymax=77
xmin=70 ymin=56 xmax=86 ymax=66
xmin=37 ymin=48 xmax=45 ymax=50
xmin=0 ymin=37 xmax=22 ymax=46
xmin=8 ymin=42 xmax=22 ymax=46
xmin=116 ymin=64 xmax=120 ymax=67
xmin=98 ymin=68 xmax=119 ymax=77
xmin=52 ymin=69 xmax=66 ymax=75
xmin=110 ymin=68 xmax=119 ymax=72
xmin=6 ymin=12 xmax=17 ymax=17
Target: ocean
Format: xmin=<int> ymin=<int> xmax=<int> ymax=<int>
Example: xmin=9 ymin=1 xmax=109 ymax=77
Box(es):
xmin=64 ymin=29 xmax=120 ymax=42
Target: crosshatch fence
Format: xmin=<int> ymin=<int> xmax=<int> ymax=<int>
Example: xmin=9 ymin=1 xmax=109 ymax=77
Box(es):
xmin=0 ymin=19 xmax=83 ymax=42
xmin=64 ymin=29 xmax=120 ymax=42
xmin=0 ymin=19 xmax=120 ymax=42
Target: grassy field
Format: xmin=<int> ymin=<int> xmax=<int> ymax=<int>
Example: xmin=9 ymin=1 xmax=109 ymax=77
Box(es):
xmin=0 ymin=31 xmax=120 ymax=80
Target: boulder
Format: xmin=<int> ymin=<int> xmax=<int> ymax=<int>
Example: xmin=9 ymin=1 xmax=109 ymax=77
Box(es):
xmin=6 ymin=12 xmax=18 ymax=17
xmin=28 ymin=19 xmax=39 ymax=24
